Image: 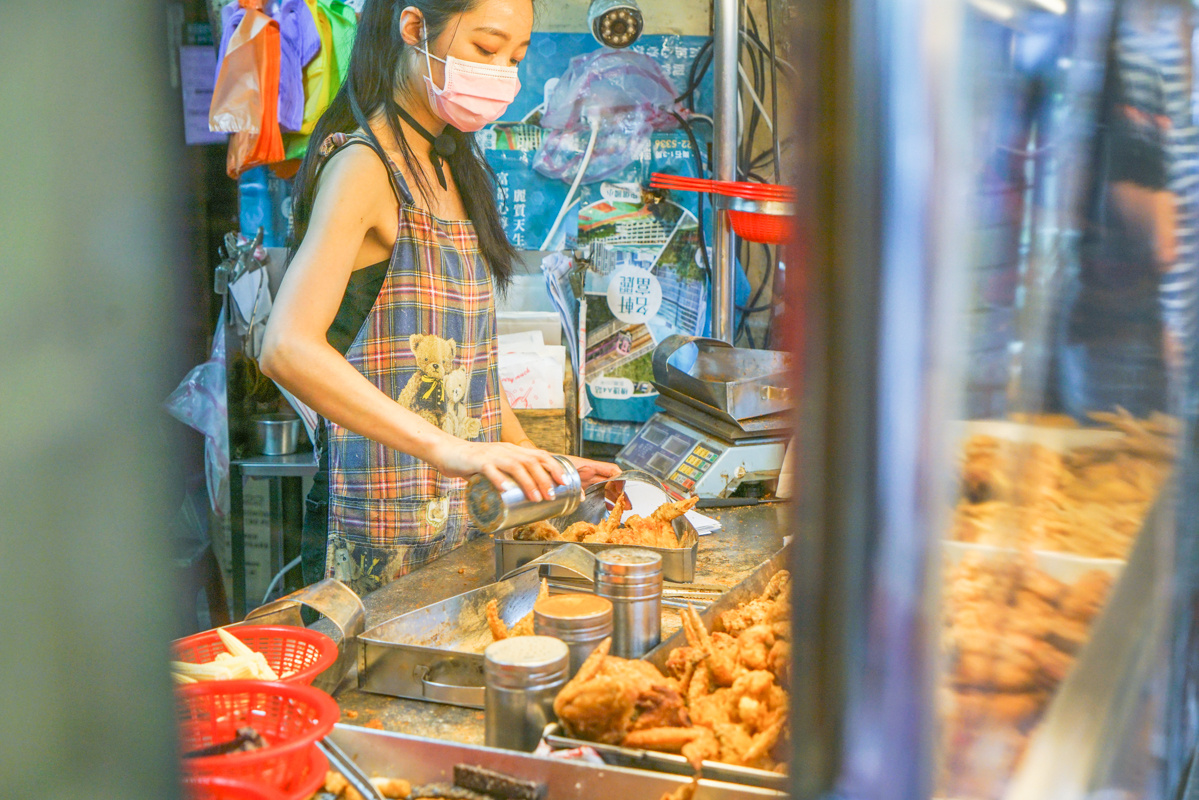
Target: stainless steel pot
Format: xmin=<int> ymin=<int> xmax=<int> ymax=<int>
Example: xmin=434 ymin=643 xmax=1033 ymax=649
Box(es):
xmin=252 ymin=413 xmax=302 ymax=455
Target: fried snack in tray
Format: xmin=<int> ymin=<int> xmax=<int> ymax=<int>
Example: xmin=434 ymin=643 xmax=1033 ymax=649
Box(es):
xmin=938 ymin=553 xmax=1115 ymax=799
xmin=952 ymin=411 xmax=1176 ymax=560
xmin=553 ymin=571 xmax=792 ymax=774
xmin=486 ymin=579 xmax=549 ymax=641
xmin=511 ymin=494 xmax=698 ymax=549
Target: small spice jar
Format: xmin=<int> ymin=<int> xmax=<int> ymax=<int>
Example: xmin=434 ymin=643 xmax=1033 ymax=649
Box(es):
xmin=466 ymin=455 xmax=584 ymax=533
xmin=594 ymin=548 xmax=663 ymax=658
xmin=533 ymin=594 xmax=614 ymax=677
xmin=483 ymin=635 xmax=570 ymax=751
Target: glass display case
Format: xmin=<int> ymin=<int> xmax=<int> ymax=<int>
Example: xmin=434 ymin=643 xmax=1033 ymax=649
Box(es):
xmin=788 ymin=0 xmax=1199 ymax=798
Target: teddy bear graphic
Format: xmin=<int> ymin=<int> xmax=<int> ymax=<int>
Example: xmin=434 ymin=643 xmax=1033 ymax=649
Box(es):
xmin=398 ymin=334 xmax=481 ymax=438
xmin=398 ymin=333 xmax=456 ymax=425
xmin=441 ymin=368 xmax=482 ymax=440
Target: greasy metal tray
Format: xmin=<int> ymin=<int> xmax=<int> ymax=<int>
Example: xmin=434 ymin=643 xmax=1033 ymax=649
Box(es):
xmin=358 ymin=568 xmax=545 ymax=709
xmin=542 ymin=545 xmax=792 ymax=790
xmin=652 ymin=335 xmax=794 ymax=421
xmin=329 ymin=723 xmax=787 ymax=799
xmin=493 ymin=472 xmax=700 ymax=583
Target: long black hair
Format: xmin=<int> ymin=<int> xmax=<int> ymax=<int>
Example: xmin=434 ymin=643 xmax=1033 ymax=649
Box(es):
xmin=291 ymin=0 xmax=520 ymax=290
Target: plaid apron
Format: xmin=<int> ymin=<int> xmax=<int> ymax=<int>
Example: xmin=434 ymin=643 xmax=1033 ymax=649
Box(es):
xmin=317 ymin=133 xmax=501 ymax=595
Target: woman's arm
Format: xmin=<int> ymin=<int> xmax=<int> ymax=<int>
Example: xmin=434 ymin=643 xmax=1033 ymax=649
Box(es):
xmin=260 ymin=147 xmax=563 ymax=501
xmin=498 ymin=385 xmax=621 ymax=487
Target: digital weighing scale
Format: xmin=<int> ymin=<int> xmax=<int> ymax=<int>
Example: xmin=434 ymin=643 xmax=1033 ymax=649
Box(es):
xmin=616 ymin=336 xmax=794 ymax=500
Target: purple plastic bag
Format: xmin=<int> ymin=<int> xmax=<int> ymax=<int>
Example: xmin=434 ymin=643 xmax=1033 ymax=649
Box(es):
xmin=534 ymin=49 xmax=682 ymax=184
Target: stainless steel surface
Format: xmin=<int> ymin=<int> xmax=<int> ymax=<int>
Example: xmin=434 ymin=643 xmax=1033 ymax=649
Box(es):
xmin=595 ymin=548 xmax=662 ymax=658
xmin=232 ymin=451 xmax=318 ymax=478
xmin=332 ymin=504 xmax=787 ymax=745
xmin=498 ymin=542 xmax=598 ymax=583
xmin=357 ymin=569 xmax=544 ymax=708
xmin=328 ymin=724 xmax=787 ymax=799
xmin=653 ymin=390 xmax=793 ymax=437
xmin=493 ymin=473 xmax=700 ymax=582
xmin=543 ymin=723 xmax=788 ymax=792
xmin=467 ymin=455 xmax=583 ymax=533
xmin=484 ymin=636 xmax=570 ymax=751
xmin=243 ymin=578 xmax=365 ymax=694
xmin=317 ymin=736 xmax=385 ymax=800
xmin=710 ymin=0 xmax=738 ymax=343
xmin=252 ymin=413 xmax=302 ymax=456
xmin=651 ymin=336 xmax=794 ymax=420
xmin=533 ymin=594 xmax=613 ymax=677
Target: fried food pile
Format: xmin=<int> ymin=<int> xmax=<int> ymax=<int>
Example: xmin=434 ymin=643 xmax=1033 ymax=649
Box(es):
xmin=952 ymin=411 xmax=1175 ymax=559
xmin=553 ymin=571 xmax=791 ymax=773
xmin=485 ymin=579 xmax=548 ymax=641
xmin=938 ymin=554 xmax=1115 ymax=798
xmin=512 ymin=494 xmax=699 ymax=549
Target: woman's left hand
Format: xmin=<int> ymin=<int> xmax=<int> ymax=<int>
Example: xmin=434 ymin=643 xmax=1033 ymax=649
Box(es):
xmin=564 ymin=455 xmax=622 ymax=489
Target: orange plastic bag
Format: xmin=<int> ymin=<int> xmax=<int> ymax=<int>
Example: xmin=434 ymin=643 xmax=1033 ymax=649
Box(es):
xmin=220 ymin=2 xmax=285 ymax=177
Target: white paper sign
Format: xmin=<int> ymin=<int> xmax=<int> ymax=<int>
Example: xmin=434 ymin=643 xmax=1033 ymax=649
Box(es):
xmin=600 ymin=182 xmax=643 ymax=204
xmin=179 ymin=46 xmax=228 ymax=146
xmin=590 ymin=376 xmax=635 ymax=399
xmin=606 ymin=266 xmax=663 ymax=324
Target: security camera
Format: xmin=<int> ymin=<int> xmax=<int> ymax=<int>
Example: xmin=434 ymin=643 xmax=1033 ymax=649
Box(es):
xmin=588 ymin=0 xmax=644 ymax=49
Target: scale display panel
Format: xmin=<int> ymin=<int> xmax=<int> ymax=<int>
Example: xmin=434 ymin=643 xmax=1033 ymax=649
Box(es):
xmin=617 ymin=416 xmax=726 ymax=493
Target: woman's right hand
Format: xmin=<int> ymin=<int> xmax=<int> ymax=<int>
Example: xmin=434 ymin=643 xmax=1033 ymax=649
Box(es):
xmin=435 ymin=438 xmax=567 ymax=503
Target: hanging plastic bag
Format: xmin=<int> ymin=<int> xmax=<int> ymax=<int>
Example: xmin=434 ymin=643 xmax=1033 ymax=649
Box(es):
xmin=219 ymin=1 xmax=285 ymax=177
xmin=534 ymin=49 xmax=681 ymax=184
xmin=165 ymin=312 xmax=230 ymax=517
xmin=209 ymin=1 xmax=271 ymax=133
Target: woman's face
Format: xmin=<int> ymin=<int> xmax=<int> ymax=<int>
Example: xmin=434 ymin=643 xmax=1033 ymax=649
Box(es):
xmin=412 ymin=0 xmax=534 ymax=90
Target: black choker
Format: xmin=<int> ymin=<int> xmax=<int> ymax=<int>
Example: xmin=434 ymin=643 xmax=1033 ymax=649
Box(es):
xmin=395 ymin=104 xmax=456 ymax=190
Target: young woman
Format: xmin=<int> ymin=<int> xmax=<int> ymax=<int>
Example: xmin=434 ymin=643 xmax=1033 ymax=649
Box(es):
xmin=261 ymin=0 xmax=620 ymax=596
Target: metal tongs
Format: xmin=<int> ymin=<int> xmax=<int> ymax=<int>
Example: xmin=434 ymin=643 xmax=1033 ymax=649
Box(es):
xmin=318 ymin=736 xmax=385 ymax=800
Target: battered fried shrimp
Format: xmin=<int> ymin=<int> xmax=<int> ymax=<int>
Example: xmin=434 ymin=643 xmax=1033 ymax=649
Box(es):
xmin=581 ymin=494 xmax=630 ymax=544
xmin=487 ymin=579 xmax=548 ymax=641
xmin=737 ymin=625 xmax=776 ymax=671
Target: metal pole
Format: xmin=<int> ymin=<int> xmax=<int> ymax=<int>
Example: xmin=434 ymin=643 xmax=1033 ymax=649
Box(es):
xmin=711 ymin=0 xmax=739 ymax=343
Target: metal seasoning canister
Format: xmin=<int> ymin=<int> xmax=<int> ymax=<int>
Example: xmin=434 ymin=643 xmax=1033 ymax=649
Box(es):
xmin=533 ymin=594 xmax=614 ymax=677
xmin=484 ymin=635 xmax=570 ymax=752
xmin=466 ymin=455 xmax=584 ymax=533
xmin=594 ymin=548 xmax=662 ymax=658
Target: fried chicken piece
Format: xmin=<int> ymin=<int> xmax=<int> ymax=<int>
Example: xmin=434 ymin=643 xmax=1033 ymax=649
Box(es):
xmin=1058 ymin=570 xmax=1114 ymax=622
xmin=561 ymin=521 xmax=597 ymax=542
xmin=512 ymin=520 xmax=562 ymax=541
xmin=553 ymin=639 xmax=688 ymax=744
xmin=766 ymin=639 xmax=790 ymax=685
xmin=737 ymin=625 xmax=776 ymax=671
xmin=717 ymin=571 xmax=791 ymax=638
xmin=486 ymin=579 xmax=549 ymax=641
xmin=659 ymin=777 xmax=699 ymax=800
xmin=680 ymin=603 xmax=740 ymax=686
xmin=620 ymin=496 xmax=700 ymax=548
xmin=581 ymin=494 xmax=630 ymax=544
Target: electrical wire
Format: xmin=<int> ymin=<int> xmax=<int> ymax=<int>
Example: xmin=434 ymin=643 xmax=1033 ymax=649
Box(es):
xmin=671 ymin=110 xmax=712 ymax=283
xmin=540 ymin=117 xmax=600 ymax=251
xmin=764 ymin=0 xmax=783 ymax=184
xmin=738 ymin=63 xmax=774 ymax=132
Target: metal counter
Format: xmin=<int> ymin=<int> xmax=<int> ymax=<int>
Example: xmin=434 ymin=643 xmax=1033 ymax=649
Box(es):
xmin=330 ymin=503 xmax=791 ymax=745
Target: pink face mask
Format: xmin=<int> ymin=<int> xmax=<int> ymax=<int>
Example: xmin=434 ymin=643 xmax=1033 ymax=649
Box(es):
xmin=419 ymin=28 xmax=521 ymax=132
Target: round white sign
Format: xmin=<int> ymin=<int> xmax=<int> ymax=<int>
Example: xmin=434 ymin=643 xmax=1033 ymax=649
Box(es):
xmin=606 ymin=266 xmax=663 ymax=324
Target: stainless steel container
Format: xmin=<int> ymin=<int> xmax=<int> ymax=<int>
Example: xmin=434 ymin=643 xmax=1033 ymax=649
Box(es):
xmin=252 ymin=413 xmax=302 ymax=455
xmin=594 ymin=548 xmax=662 ymax=658
xmin=467 ymin=455 xmax=584 ymax=533
xmin=484 ymin=636 xmax=570 ymax=752
xmin=533 ymin=594 xmax=614 ymax=677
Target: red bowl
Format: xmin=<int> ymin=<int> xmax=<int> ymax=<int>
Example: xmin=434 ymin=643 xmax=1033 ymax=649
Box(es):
xmin=178 ymin=681 xmax=339 ymax=795
xmin=173 ymin=625 xmax=338 ymax=686
xmin=727 ymin=209 xmax=795 ymax=245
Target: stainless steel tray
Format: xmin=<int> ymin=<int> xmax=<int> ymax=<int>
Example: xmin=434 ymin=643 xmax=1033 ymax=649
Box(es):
xmin=328 ymin=723 xmax=787 ymax=799
xmin=652 ymin=335 xmax=794 ymax=421
xmin=493 ymin=473 xmax=700 ymax=583
xmin=541 ymin=545 xmax=792 ymax=790
xmin=357 ymin=569 xmax=544 ymax=709
xmin=542 ymin=723 xmax=788 ymax=792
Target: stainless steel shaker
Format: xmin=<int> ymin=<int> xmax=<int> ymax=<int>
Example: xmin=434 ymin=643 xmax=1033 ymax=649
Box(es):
xmin=594 ymin=548 xmax=662 ymax=658
xmin=466 ymin=455 xmax=584 ymax=533
xmin=483 ymin=635 xmax=570 ymax=752
xmin=533 ymin=593 xmax=614 ymax=677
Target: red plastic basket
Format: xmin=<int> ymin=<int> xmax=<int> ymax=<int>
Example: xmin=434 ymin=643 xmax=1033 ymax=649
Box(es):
xmin=177 ymin=681 xmax=339 ymax=795
xmin=173 ymin=625 xmax=338 ymax=686
xmin=182 ymin=774 xmax=287 ymax=800
xmin=727 ymin=209 xmax=795 ymax=245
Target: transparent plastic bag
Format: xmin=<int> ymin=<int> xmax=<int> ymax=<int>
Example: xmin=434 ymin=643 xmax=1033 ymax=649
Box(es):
xmin=165 ymin=314 xmax=230 ymax=516
xmin=534 ymin=49 xmax=680 ymax=184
